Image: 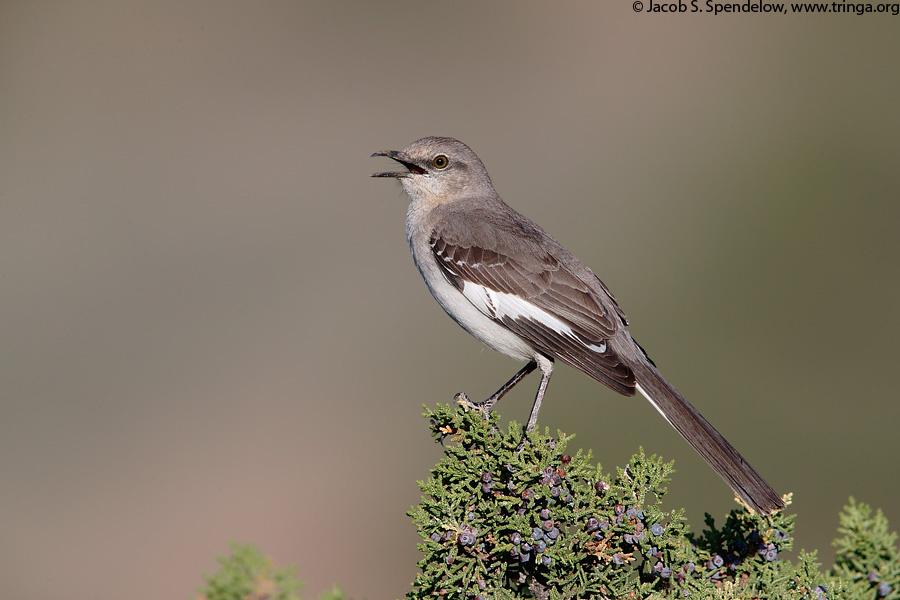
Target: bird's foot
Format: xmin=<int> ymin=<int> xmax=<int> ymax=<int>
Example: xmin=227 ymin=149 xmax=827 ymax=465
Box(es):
xmin=515 ymin=434 xmax=529 ymax=454
xmin=455 ymin=392 xmax=495 ymax=419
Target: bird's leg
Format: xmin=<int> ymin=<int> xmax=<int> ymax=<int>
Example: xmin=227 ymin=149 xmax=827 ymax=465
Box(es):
xmin=516 ymin=358 xmax=553 ymax=453
xmin=456 ymin=360 xmax=537 ymax=418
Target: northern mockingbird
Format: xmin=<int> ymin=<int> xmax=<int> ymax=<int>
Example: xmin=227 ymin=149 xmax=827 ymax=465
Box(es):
xmin=372 ymin=136 xmax=784 ymax=514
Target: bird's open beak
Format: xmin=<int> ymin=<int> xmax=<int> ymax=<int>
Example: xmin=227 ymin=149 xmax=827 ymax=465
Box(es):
xmin=371 ymin=150 xmax=427 ymax=178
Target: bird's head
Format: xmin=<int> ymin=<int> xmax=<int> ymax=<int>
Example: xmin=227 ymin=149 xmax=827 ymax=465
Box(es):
xmin=372 ymin=136 xmax=494 ymax=204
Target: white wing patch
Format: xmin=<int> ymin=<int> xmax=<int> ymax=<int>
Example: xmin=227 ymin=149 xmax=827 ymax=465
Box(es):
xmin=461 ymin=282 xmax=608 ymax=354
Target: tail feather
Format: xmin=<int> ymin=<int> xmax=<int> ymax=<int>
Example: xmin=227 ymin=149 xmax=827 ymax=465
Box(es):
xmin=632 ymin=363 xmax=784 ymax=515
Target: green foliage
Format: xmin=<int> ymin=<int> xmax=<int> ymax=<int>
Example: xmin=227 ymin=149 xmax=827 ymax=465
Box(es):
xmin=316 ymin=585 xmax=347 ymax=600
xmin=194 ymin=407 xmax=899 ymax=600
xmin=406 ymin=404 xmax=899 ymax=600
xmin=197 ymin=543 xmax=345 ymax=600
xmin=832 ymin=498 xmax=900 ymax=599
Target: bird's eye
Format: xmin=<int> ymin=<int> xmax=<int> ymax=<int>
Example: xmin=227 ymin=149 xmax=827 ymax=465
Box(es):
xmin=432 ymin=155 xmax=449 ymax=169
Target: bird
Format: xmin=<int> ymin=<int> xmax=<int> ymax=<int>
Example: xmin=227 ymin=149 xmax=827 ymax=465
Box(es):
xmin=372 ymin=136 xmax=784 ymax=514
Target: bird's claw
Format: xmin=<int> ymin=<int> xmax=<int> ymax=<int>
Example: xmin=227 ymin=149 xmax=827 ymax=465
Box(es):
xmin=455 ymin=392 xmax=493 ymax=419
xmin=515 ymin=435 xmax=529 ymax=454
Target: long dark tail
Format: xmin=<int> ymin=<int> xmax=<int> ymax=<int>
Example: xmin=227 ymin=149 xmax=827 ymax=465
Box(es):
xmin=630 ymin=359 xmax=784 ymax=514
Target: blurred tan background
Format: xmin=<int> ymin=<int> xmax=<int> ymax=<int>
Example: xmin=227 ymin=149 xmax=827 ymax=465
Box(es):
xmin=1 ymin=2 xmax=898 ymax=599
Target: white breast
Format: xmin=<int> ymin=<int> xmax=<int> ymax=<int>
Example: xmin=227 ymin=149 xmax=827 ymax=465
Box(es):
xmin=406 ymin=206 xmax=535 ymax=362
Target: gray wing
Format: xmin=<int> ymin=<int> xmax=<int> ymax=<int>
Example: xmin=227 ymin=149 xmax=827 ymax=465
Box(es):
xmin=431 ymin=206 xmax=785 ymax=514
xmin=430 ymin=208 xmax=636 ymax=395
